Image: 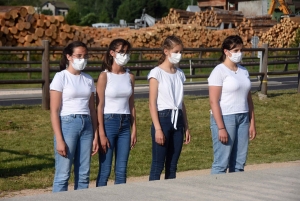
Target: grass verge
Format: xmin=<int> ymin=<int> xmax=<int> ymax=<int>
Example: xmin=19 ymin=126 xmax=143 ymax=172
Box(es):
xmin=0 ymin=90 xmax=299 ymax=194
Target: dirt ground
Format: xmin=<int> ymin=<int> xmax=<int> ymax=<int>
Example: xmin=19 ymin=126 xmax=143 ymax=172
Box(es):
xmin=1 ymin=160 xmax=299 ymax=199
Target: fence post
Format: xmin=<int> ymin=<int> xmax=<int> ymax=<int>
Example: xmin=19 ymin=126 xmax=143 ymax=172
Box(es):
xmin=261 ymin=43 xmax=268 ymax=95
xmin=42 ymin=40 xmax=50 ymax=110
xmin=298 ymin=43 xmax=300 ymax=93
xmin=27 ymin=51 xmax=31 ymax=79
xmin=198 ymin=51 xmax=202 ymax=73
xmin=136 ymin=51 xmax=142 ymax=76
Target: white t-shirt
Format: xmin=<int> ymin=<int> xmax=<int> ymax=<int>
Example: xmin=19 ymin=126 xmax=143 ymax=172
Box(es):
xmin=148 ymin=67 xmax=186 ymax=129
xmin=50 ymin=70 xmax=95 ymax=116
xmin=104 ymin=70 xmax=132 ymax=114
xmin=208 ymin=63 xmax=251 ymax=115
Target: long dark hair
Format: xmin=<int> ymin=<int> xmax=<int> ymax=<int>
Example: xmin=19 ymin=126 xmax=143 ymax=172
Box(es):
xmin=158 ymin=35 xmax=183 ymax=65
xmin=102 ymin=38 xmax=131 ymax=72
xmin=219 ymin=35 xmax=243 ymax=62
xmin=59 ymin=41 xmax=88 ymax=71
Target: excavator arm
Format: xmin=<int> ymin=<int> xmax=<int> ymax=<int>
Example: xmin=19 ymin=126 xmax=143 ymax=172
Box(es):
xmin=268 ymin=0 xmax=292 ymax=15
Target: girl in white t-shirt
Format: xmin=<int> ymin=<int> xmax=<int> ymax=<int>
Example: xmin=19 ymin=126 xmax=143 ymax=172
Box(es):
xmin=96 ymin=39 xmax=137 ymax=186
xmin=50 ymin=41 xmax=99 ymax=192
xmin=208 ymin=35 xmax=257 ymax=174
xmin=148 ymin=36 xmax=191 ymax=181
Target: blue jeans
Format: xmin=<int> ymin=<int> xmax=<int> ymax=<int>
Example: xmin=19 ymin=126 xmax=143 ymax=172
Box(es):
xmin=52 ymin=114 xmax=93 ymax=192
xmin=96 ymin=114 xmax=131 ymax=186
xmin=210 ymin=113 xmax=249 ymax=174
xmin=149 ymin=109 xmax=184 ymax=181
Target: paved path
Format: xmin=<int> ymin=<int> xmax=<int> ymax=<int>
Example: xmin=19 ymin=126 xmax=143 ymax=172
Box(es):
xmin=3 ymin=161 xmax=300 ymax=201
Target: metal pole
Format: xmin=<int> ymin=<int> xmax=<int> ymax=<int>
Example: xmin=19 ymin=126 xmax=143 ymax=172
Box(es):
xmin=42 ymin=40 xmax=50 ymax=110
xmin=189 ymin=59 xmax=192 ymax=82
xmin=297 ymin=43 xmax=300 ymax=93
xmin=261 ymin=43 xmax=268 ymax=95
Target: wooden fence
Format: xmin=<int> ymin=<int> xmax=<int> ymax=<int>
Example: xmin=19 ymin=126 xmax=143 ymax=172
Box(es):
xmin=0 ymin=40 xmax=300 ymax=110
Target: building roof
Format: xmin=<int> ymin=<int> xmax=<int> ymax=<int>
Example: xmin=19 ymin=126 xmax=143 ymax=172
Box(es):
xmin=41 ymin=0 xmax=69 ymax=9
xmin=186 ymin=5 xmax=201 ymax=12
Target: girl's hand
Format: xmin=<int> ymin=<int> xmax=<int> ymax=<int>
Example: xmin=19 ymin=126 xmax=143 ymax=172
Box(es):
xmin=249 ymin=125 xmax=257 ymax=140
xmin=56 ymin=139 xmax=68 ymax=158
xmin=155 ymin=129 xmax=165 ymax=146
xmin=91 ymin=135 xmax=99 ymax=156
xmin=99 ymin=134 xmax=110 ymax=154
xmin=219 ymin=129 xmax=228 ymax=144
xmin=184 ymin=129 xmax=191 ymax=144
xmin=130 ymin=131 xmax=137 ymax=149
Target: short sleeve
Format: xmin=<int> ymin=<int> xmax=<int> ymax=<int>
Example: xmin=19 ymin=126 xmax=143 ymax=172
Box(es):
xmin=178 ymin=68 xmax=186 ymax=82
xmin=147 ymin=67 xmax=160 ymax=82
xmin=50 ymin=72 xmax=64 ymax=92
xmin=208 ymin=67 xmax=223 ymax=86
xmin=91 ymin=83 xmax=96 ymax=93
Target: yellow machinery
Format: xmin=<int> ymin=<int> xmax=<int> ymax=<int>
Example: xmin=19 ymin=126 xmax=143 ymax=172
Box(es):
xmin=268 ymin=0 xmax=292 ymax=15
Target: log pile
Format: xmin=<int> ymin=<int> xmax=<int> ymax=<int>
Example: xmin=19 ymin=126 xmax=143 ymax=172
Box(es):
xmin=236 ymin=15 xmax=277 ymax=38
xmin=187 ymin=8 xmax=244 ymax=27
xmin=260 ymin=18 xmax=300 ymax=48
xmin=158 ymin=8 xmax=195 ymax=24
xmin=0 ymin=6 xmax=94 ymax=47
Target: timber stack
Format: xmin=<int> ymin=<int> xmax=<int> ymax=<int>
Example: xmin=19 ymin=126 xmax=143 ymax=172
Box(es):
xmin=260 ymin=18 xmax=300 ymax=48
xmin=0 ymin=6 xmax=94 ymax=47
xmin=158 ymin=8 xmax=195 ymax=24
xmin=187 ymin=8 xmax=243 ymax=28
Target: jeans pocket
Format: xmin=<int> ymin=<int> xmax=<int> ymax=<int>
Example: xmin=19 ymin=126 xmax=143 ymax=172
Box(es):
xmin=60 ymin=115 xmax=75 ymax=124
xmin=104 ymin=114 xmax=113 ymax=121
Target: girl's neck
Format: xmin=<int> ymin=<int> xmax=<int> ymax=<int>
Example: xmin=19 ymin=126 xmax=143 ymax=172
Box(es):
xmin=159 ymin=60 xmax=176 ymax=73
xmin=111 ymin=63 xmax=125 ymax=74
xmin=223 ymin=59 xmax=238 ymax=71
xmin=67 ymin=65 xmax=80 ymax=75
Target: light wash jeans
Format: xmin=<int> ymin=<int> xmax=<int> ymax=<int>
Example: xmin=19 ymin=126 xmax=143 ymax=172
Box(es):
xmin=210 ymin=113 xmax=249 ymax=174
xmin=149 ymin=109 xmax=184 ymax=181
xmin=52 ymin=114 xmax=93 ymax=192
xmin=96 ymin=114 xmax=131 ymax=187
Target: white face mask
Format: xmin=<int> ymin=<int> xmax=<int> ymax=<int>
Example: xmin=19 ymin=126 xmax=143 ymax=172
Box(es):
xmin=71 ymin=59 xmax=87 ymax=71
xmin=114 ymin=53 xmax=130 ymax=66
xmin=168 ymin=53 xmax=182 ymax=64
xmin=228 ymin=51 xmax=242 ymax=63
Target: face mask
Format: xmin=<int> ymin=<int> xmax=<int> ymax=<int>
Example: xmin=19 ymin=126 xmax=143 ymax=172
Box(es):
xmin=228 ymin=51 xmax=242 ymax=63
xmin=114 ymin=53 xmax=130 ymax=66
xmin=71 ymin=59 xmax=87 ymax=71
xmin=168 ymin=53 xmax=182 ymax=64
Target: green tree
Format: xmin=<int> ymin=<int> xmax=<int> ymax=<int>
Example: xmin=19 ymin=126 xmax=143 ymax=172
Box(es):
xmin=65 ymin=8 xmax=81 ymax=25
xmin=80 ymin=12 xmax=99 ymax=26
xmin=41 ymin=9 xmax=53 ymax=16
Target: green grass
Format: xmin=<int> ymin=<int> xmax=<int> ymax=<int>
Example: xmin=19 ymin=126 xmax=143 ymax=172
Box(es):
xmin=0 ymin=90 xmax=299 ymax=194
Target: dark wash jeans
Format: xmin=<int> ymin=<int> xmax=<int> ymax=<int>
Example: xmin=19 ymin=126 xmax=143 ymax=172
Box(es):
xmin=149 ymin=109 xmax=184 ymax=181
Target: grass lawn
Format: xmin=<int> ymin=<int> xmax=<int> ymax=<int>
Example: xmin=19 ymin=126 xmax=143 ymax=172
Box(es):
xmin=0 ymin=90 xmax=300 ymax=195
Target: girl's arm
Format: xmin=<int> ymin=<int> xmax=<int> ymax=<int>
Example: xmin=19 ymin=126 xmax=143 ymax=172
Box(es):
xmin=209 ymin=86 xmax=228 ymax=144
xmin=50 ymin=91 xmax=67 ymax=157
xmin=149 ymin=78 xmax=165 ymax=145
xmin=182 ymin=102 xmax=191 ymax=144
xmin=96 ymin=72 xmax=110 ymax=153
xmin=247 ymin=91 xmax=256 ymax=140
xmin=89 ymin=92 xmax=99 ymax=155
xmin=129 ymin=73 xmax=137 ymax=149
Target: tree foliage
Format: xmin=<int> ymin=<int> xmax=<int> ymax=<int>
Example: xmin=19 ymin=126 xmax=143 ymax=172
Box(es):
xmin=41 ymin=9 xmax=53 ymax=16
xmin=65 ymin=8 xmax=81 ymax=25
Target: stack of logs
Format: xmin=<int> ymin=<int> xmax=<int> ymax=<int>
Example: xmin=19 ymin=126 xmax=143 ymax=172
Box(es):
xmin=1 ymin=5 xmax=300 ymax=60
xmin=187 ymin=8 xmax=244 ymax=28
xmin=260 ymin=18 xmax=300 ymax=48
xmin=236 ymin=15 xmax=277 ymax=40
xmin=0 ymin=6 xmax=94 ymax=47
xmin=158 ymin=8 xmax=195 ymax=24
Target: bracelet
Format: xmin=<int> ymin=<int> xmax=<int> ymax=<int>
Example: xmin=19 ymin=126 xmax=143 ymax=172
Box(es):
xmin=218 ymin=128 xmax=225 ymax=130
xmin=155 ymin=128 xmax=162 ymax=131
